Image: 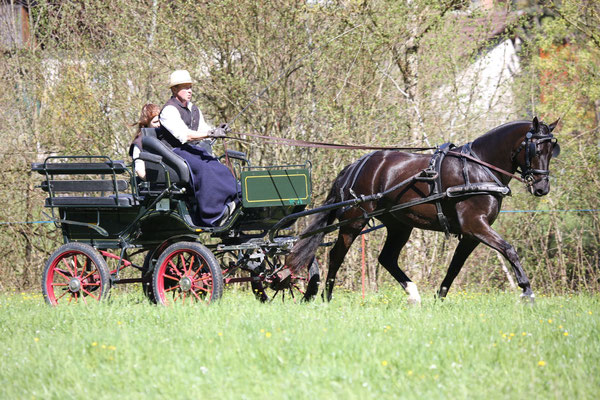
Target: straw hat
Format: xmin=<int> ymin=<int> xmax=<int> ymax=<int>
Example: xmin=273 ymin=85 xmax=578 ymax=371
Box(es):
xmin=169 ymin=70 xmax=193 ymax=87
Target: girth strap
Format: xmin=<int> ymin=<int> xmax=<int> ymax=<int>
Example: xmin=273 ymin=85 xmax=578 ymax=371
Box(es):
xmin=427 ymin=143 xmax=455 ymax=238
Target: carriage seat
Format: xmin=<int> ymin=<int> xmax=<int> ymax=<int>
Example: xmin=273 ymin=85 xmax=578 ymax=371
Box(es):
xmin=139 ymin=128 xmax=249 ymax=189
xmin=32 ymin=159 xmax=139 ymax=208
xmin=139 ymin=128 xmax=190 ymax=190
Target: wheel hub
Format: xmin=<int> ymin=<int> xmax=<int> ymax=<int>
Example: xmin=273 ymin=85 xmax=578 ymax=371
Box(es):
xmin=68 ymin=278 xmax=81 ymax=293
xmin=180 ymin=276 xmax=192 ymax=292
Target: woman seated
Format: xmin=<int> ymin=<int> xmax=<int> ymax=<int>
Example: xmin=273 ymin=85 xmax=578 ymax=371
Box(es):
xmin=129 ymin=103 xmax=161 ymax=180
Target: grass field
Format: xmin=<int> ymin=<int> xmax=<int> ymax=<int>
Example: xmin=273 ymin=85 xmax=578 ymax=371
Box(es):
xmin=0 ymin=288 xmax=598 ymax=399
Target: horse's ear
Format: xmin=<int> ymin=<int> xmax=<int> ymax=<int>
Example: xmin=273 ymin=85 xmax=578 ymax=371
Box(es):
xmin=532 ymin=116 xmax=540 ymax=132
xmin=548 ymin=119 xmax=560 ymax=132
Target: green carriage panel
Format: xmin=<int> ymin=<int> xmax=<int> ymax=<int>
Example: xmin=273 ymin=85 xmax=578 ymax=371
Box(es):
xmin=241 ymin=168 xmax=311 ymax=208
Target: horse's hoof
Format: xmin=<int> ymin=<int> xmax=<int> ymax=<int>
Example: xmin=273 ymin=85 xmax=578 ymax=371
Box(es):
xmin=519 ymin=293 xmax=535 ymax=305
xmin=407 ymin=297 xmax=421 ymax=307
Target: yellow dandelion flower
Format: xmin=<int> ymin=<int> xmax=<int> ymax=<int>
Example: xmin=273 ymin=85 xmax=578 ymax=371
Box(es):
xmin=538 ymin=360 xmax=546 ymax=367
xmin=559 ymin=325 xmax=563 ymax=329
xmin=117 ymin=321 xmax=122 ymax=325
xmin=407 ymin=370 xmax=413 ymax=376
xmin=588 ymin=311 xmax=592 ymax=315
xmin=381 ymin=360 xmax=388 ymax=366
xmin=101 ymin=345 xmax=106 ymax=349
xmin=260 ymin=329 xmax=265 ymax=333
xmin=548 ymin=319 xmax=553 ymax=324
xmin=218 ymin=332 xmax=223 ymax=337
xmin=108 ymin=345 xmax=116 ymax=351
xmin=92 ymin=342 xmax=98 ymax=347
xmin=265 ymin=332 xmax=272 ymax=338
xmin=509 ymin=333 xmax=515 ymax=337
xmin=522 ymin=332 xmax=527 ymax=336
xmin=563 ymin=332 xmax=569 ymax=336
xmin=34 ymin=338 xmax=39 ymax=342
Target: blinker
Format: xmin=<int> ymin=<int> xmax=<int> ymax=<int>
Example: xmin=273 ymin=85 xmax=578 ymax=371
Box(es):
xmin=552 ymin=142 xmax=561 ymax=158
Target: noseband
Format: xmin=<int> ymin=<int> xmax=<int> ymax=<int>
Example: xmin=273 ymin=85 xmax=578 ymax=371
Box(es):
xmin=512 ymin=129 xmax=559 ymax=186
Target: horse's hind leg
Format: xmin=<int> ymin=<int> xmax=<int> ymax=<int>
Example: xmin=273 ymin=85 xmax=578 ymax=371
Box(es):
xmin=323 ymin=225 xmax=364 ymax=302
xmin=437 ymin=237 xmax=480 ymax=299
xmin=377 ymin=225 xmax=420 ymax=305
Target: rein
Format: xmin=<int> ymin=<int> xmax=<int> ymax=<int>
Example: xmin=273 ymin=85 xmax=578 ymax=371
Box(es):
xmin=228 ymin=130 xmax=435 ymax=151
xmin=448 ymin=151 xmax=526 ymax=183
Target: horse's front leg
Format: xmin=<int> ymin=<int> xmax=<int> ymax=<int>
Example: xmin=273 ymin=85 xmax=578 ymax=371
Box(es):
xmin=437 ymin=236 xmax=480 ymax=299
xmin=468 ymin=222 xmax=535 ymax=302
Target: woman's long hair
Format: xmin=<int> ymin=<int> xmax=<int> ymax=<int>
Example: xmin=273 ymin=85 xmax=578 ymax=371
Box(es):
xmin=132 ymin=103 xmax=160 ymax=140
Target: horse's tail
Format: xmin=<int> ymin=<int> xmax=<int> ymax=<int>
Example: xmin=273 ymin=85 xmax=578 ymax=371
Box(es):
xmin=286 ymin=163 xmax=353 ymax=273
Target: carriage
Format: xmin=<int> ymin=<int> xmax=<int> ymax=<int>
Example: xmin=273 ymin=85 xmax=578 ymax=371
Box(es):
xmin=33 ymin=129 xmax=320 ymax=305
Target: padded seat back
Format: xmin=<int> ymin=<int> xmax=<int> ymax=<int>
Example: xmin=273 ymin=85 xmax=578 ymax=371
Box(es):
xmin=140 ymin=129 xmax=190 ymax=187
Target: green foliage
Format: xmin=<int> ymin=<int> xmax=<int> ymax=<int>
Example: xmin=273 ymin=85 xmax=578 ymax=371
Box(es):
xmin=1 ymin=0 xmax=598 ymax=293
xmin=0 ymin=290 xmax=599 ymax=398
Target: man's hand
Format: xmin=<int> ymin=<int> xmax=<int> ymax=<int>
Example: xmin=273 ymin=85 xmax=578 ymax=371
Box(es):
xmin=209 ymin=127 xmax=227 ymax=138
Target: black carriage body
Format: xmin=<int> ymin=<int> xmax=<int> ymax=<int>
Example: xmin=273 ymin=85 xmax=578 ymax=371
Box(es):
xmin=33 ymin=141 xmax=317 ymax=306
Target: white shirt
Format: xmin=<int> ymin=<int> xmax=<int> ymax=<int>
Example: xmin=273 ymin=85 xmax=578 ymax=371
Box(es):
xmin=159 ymin=101 xmax=213 ymax=144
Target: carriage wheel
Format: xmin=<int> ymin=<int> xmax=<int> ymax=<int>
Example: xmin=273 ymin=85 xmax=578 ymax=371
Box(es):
xmin=42 ymin=242 xmax=111 ymax=306
xmin=253 ymin=257 xmax=320 ymax=303
xmin=153 ymin=242 xmax=223 ymax=306
xmin=142 ymin=249 xmax=160 ymax=303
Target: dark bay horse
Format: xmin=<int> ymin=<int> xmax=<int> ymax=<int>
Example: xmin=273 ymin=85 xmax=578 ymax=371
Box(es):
xmin=286 ymin=117 xmax=560 ymax=304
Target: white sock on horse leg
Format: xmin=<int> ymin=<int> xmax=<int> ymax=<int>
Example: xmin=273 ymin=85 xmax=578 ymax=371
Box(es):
xmin=405 ymin=282 xmax=421 ymax=304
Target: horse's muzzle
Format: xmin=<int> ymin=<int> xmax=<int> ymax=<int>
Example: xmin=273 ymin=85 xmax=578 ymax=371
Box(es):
xmin=528 ymin=176 xmax=550 ymax=196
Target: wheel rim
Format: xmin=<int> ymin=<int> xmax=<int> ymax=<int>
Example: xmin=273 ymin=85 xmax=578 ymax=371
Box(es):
xmin=155 ymin=249 xmax=215 ymax=304
xmin=45 ymin=250 xmax=104 ymax=305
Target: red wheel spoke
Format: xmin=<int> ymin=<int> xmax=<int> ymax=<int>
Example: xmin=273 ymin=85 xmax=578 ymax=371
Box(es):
xmin=81 ymin=268 xmax=99 ymax=281
xmin=179 ymin=254 xmax=189 ymax=274
xmin=188 ymin=255 xmax=196 ymax=275
xmin=173 ymin=291 xmax=182 ymax=302
xmin=192 ymin=274 xmax=211 ymax=283
xmin=168 ymin=259 xmax=183 ymax=277
xmin=83 ymin=282 xmax=101 ymax=287
xmin=81 ymin=257 xmax=91 ymax=278
xmin=81 ymin=293 xmax=88 ymax=305
xmin=292 ymin=284 xmax=305 ymax=295
xmin=81 ymin=288 xmax=99 ymax=300
xmin=56 ymin=290 xmax=69 ymax=301
xmin=51 ymin=283 xmax=69 ymax=287
xmin=61 ymin=258 xmax=76 ymax=277
xmin=192 ymin=284 xmax=209 ymax=293
xmin=165 ymin=285 xmax=181 ymax=293
xmin=73 ymin=255 xmax=79 ymax=277
xmin=163 ymin=273 xmax=180 ymax=282
xmin=192 ymin=263 xmax=206 ymax=280
xmin=54 ymin=269 xmax=72 ymax=282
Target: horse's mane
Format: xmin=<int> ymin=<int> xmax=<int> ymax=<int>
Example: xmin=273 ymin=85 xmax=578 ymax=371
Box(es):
xmin=472 ymin=120 xmax=531 ymax=149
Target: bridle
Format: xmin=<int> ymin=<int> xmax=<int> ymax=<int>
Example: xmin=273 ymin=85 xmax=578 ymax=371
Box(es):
xmin=511 ymin=127 xmax=560 ymax=186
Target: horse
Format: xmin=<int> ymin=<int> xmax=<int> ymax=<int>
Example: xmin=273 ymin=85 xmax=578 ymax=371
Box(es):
xmin=286 ymin=117 xmax=560 ymax=304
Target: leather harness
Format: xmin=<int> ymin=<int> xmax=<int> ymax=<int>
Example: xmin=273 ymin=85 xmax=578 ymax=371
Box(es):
xmin=340 ymin=143 xmax=512 ymax=239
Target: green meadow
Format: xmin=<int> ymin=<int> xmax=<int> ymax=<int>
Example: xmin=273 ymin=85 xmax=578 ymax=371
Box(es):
xmin=0 ymin=288 xmax=598 ymax=399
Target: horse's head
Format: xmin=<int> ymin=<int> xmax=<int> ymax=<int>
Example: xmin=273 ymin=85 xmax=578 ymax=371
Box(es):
xmin=512 ymin=117 xmax=561 ymax=196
